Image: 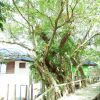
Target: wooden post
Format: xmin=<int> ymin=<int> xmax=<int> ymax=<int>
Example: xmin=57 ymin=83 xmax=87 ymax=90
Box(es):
xmin=7 ymin=84 xmax=9 ymax=100
xmin=26 ymin=85 xmax=30 ymax=100
xmin=85 ymin=78 xmax=87 ymax=86
xmin=73 ymin=81 xmax=75 ymax=92
xmin=14 ymin=84 xmax=16 ymax=100
xmin=79 ymin=80 xmax=82 ymax=88
xmin=20 ymin=85 xmax=21 ymax=100
xmin=89 ymin=78 xmax=91 ymax=84
xmin=25 ymin=85 xmax=27 ymax=100
xmin=31 ymin=84 xmax=33 ymax=100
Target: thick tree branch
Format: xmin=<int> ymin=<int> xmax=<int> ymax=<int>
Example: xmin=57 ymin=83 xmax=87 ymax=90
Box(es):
xmin=59 ymin=32 xmax=71 ymax=48
xmin=44 ymin=1 xmax=65 ymax=59
xmin=0 ymin=40 xmax=34 ymax=51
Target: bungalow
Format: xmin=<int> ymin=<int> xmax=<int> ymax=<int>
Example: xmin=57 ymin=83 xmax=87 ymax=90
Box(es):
xmin=0 ymin=47 xmax=40 ymax=100
xmin=82 ymin=61 xmax=98 ymax=77
xmin=72 ymin=61 xmax=98 ymax=78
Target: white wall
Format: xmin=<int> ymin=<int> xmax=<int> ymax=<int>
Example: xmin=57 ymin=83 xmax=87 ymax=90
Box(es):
xmin=0 ymin=61 xmax=30 ymax=99
xmin=0 ymin=61 xmax=30 ymax=85
xmin=14 ymin=61 xmax=30 ymax=85
xmin=0 ymin=63 xmax=6 ymax=73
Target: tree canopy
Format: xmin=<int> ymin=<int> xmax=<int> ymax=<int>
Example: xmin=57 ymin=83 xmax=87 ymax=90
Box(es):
xmin=0 ymin=0 xmax=100 ymax=99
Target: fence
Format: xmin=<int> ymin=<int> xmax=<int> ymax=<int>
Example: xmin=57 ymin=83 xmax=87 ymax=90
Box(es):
xmin=0 ymin=77 xmax=100 ymax=100
xmin=0 ymin=84 xmax=34 ymax=100
xmin=35 ymin=76 xmax=100 ymax=100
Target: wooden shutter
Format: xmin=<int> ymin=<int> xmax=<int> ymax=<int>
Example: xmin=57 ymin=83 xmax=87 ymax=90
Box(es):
xmin=6 ymin=61 xmax=15 ymax=74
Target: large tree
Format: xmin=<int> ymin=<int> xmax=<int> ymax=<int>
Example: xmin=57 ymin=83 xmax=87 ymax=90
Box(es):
xmin=0 ymin=0 xmax=100 ymax=99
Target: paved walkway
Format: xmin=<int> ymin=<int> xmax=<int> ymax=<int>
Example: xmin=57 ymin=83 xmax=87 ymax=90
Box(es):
xmin=59 ymin=82 xmax=100 ymax=100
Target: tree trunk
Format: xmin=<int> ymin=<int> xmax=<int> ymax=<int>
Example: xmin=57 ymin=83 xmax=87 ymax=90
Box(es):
xmin=36 ymin=63 xmax=62 ymax=100
xmin=78 ymin=67 xmax=86 ymax=87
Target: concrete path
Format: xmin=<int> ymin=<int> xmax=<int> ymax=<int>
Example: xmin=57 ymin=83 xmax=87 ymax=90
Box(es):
xmin=59 ymin=82 xmax=100 ymax=100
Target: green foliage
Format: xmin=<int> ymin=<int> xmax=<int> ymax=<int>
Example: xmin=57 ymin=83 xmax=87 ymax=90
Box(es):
xmin=63 ymin=37 xmax=76 ymax=55
xmin=0 ymin=1 xmax=5 ymax=31
xmin=30 ymin=64 xmax=41 ymax=82
xmin=1 ymin=0 xmax=100 ymax=86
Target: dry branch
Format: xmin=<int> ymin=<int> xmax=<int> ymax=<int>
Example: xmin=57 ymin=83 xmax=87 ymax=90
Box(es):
xmin=0 ymin=40 xmax=34 ymax=51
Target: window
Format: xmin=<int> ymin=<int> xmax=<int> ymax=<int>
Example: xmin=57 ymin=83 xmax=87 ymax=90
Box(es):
xmin=6 ymin=62 xmax=15 ymax=74
xmin=19 ymin=63 xmax=26 ymax=68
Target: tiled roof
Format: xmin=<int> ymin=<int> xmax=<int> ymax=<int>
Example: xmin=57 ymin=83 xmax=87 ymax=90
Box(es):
xmin=82 ymin=61 xmax=97 ymax=66
xmin=0 ymin=48 xmax=32 ymax=62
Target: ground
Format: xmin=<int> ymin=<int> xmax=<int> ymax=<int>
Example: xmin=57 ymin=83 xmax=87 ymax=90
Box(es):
xmin=59 ymin=82 xmax=100 ymax=100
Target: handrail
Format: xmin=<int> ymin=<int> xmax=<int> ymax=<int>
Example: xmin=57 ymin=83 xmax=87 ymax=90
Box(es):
xmin=35 ymin=76 xmax=100 ymax=100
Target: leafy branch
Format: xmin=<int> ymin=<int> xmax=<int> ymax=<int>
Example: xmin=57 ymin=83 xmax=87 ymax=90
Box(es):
xmin=71 ymin=32 xmax=100 ymax=57
xmin=70 ymin=0 xmax=79 ymax=18
xmin=29 ymin=1 xmax=54 ymax=28
xmin=57 ymin=0 xmax=79 ymax=28
xmin=82 ymin=22 xmax=93 ymax=43
xmin=12 ymin=0 xmax=31 ymax=27
xmin=11 ymin=15 xmax=28 ymax=29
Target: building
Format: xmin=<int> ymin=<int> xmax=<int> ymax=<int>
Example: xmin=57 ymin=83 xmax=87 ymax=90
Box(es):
xmin=72 ymin=61 xmax=98 ymax=79
xmin=0 ymin=47 xmax=33 ymax=100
